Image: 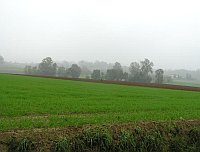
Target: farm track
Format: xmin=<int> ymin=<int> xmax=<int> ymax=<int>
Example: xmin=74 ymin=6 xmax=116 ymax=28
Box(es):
xmin=9 ymin=73 xmax=200 ymax=92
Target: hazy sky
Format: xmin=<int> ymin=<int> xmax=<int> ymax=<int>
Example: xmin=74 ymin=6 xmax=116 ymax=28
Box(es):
xmin=0 ymin=0 xmax=200 ymax=70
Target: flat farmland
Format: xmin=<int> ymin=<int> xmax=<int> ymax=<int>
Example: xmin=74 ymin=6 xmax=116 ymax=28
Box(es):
xmin=0 ymin=74 xmax=200 ymax=131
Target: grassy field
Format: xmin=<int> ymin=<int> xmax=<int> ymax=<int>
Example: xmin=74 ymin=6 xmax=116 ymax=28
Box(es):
xmin=0 ymin=74 xmax=200 ymax=131
xmin=168 ymin=79 xmax=200 ymax=87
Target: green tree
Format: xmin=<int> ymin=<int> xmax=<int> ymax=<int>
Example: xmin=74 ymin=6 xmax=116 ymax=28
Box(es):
xmin=38 ymin=57 xmax=57 ymax=76
xmin=129 ymin=62 xmax=141 ymax=82
xmin=129 ymin=59 xmax=154 ymax=83
xmin=105 ymin=69 xmax=116 ymax=80
xmin=0 ymin=55 xmax=4 ymax=64
xmin=67 ymin=64 xmax=81 ymax=78
xmin=155 ymin=69 xmax=164 ymax=84
xmin=113 ymin=62 xmax=122 ymax=70
xmin=140 ymin=58 xmax=154 ymax=75
xmin=91 ymin=70 xmax=101 ymax=80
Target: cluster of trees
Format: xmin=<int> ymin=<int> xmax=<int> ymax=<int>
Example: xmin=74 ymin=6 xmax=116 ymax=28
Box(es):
xmin=25 ymin=57 xmax=164 ymax=84
xmin=25 ymin=57 xmax=81 ymax=78
xmin=91 ymin=59 xmax=164 ymax=84
xmin=91 ymin=62 xmax=128 ymax=81
xmin=57 ymin=64 xmax=81 ymax=78
xmin=25 ymin=57 xmax=57 ymax=76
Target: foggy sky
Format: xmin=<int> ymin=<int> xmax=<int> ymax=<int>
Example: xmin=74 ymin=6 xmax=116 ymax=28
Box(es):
xmin=0 ymin=0 xmax=200 ymax=70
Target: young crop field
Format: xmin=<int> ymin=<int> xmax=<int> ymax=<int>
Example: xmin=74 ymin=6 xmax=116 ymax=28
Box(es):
xmin=0 ymin=74 xmax=200 ymax=151
xmin=0 ymin=74 xmax=200 ymax=131
xmin=168 ymin=79 xmax=200 ymax=87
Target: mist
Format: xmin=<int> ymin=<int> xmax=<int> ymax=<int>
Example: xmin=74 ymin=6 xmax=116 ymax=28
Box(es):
xmin=0 ymin=0 xmax=200 ymax=70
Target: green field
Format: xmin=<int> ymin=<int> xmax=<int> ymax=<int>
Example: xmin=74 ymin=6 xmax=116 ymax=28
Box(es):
xmin=168 ymin=79 xmax=200 ymax=87
xmin=0 ymin=74 xmax=200 ymax=131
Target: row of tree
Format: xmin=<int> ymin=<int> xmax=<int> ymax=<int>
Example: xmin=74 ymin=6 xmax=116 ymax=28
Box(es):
xmin=91 ymin=59 xmax=164 ymax=83
xmin=25 ymin=57 xmax=164 ymax=84
xmin=25 ymin=57 xmax=82 ymax=78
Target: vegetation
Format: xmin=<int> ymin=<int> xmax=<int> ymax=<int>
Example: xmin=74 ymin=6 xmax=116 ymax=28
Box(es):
xmin=24 ymin=57 xmax=165 ymax=83
xmin=0 ymin=74 xmax=200 ymax=131
xmin=129 ymin=59 xmax=154 ymax=83
xmin=7 ymin=138 xmax=35 ymax=152
xmin=91 ymin=69 xmax=101 ymax=80
xmin=155 ymin=69 xmax=164 ymax=84
xmin=2 ymin=125 xmax=200 ymax=151
xmin=66 ymin=64 xmax=81 ymax=78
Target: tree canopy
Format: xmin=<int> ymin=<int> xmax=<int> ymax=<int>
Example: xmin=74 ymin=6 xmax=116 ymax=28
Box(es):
xmin=38 ymin=57 xmax=57 ymax=76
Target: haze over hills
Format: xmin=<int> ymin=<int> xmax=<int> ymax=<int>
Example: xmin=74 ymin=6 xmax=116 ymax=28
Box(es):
xmin=1 ymin=0 xmax=200 ymax=70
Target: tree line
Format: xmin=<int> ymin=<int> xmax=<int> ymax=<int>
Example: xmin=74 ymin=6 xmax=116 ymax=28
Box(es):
xmin=24 ymin=57 xmax=164 ymax=84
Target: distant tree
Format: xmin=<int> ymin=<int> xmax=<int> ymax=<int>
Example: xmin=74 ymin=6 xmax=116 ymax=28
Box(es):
xmin=113 ymin=62 xmax=122 ymax=70
xmin=57 ymin=67 xmax=66 ymax=77
xmin=140 ymin=58 xmax=154 ymax=75
xmin=155 ymin=69 xmax=164 ymax=84
xmin=0 ymin=55 xmax=4 ymax=64
xmin=129 ymin=59 xmax=154 ymax=83
xmin=129 ymin=62 xmax=142 ymax=82
xmin=129 ymin=62 xmax=140 ymax=75
xmin=105 ymin=69 xmax=116 ymax=80
xmin=67 ymin=64 xmax=81 ymax=78
xmin=38 ymin=57 xmax=57 ymax=76
xmin=91 ymin=70 xmax=101 ymax=80
xmin=104 ymin=62 xmax=124 ymax=81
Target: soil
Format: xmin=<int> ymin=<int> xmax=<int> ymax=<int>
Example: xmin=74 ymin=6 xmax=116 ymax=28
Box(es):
xmin=0 ymin=120 xmax=200 ymax=152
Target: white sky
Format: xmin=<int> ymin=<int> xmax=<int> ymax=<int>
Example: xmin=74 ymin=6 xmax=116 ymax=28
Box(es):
xmin=0 ymin=0 xmax=200 ymax=70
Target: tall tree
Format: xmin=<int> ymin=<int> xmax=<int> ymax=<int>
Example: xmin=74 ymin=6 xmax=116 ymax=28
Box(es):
xmin=0 ymin=55 xmax=4 ymax=64
xmin=129 ymin=62 xmax=141 ymax=82
xmin=140 ymin=58 xmax=154 ymax=75
xmin=112 ymin=62 xmax=124 ymax=80
xmin=91 ymin=70 xmax=101 ymax=80
xmin=38 ymin=57 xmax=57 ymax=76
xmin=113 ymin=62 xmax=122 ymax=70
xmin=129 ymin=59 xmax=154 ymax=83
xmin=155 ymin=69 xmax=164 ymax=84
xmin=105 ymin=69 xmax=116 ymax=80
xmin=67 ymin=64 xmax=81 ymax=78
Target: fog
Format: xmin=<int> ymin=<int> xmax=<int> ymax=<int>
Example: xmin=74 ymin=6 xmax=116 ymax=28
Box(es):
xmin=0 ymin=0 xmax=200 ymax=70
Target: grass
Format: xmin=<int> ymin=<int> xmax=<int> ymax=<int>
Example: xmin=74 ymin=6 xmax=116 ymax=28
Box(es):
xmin=167 ymin=79 xmax=200 ymax=87
xmin=0 ymin=74 xmax=200 ymax=131
xmin=4 ymin=126 xmax=200 ymax=152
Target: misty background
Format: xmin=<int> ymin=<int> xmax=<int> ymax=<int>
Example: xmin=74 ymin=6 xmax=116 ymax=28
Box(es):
xmin=0 ymin=0 xmax=200 ymax=73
